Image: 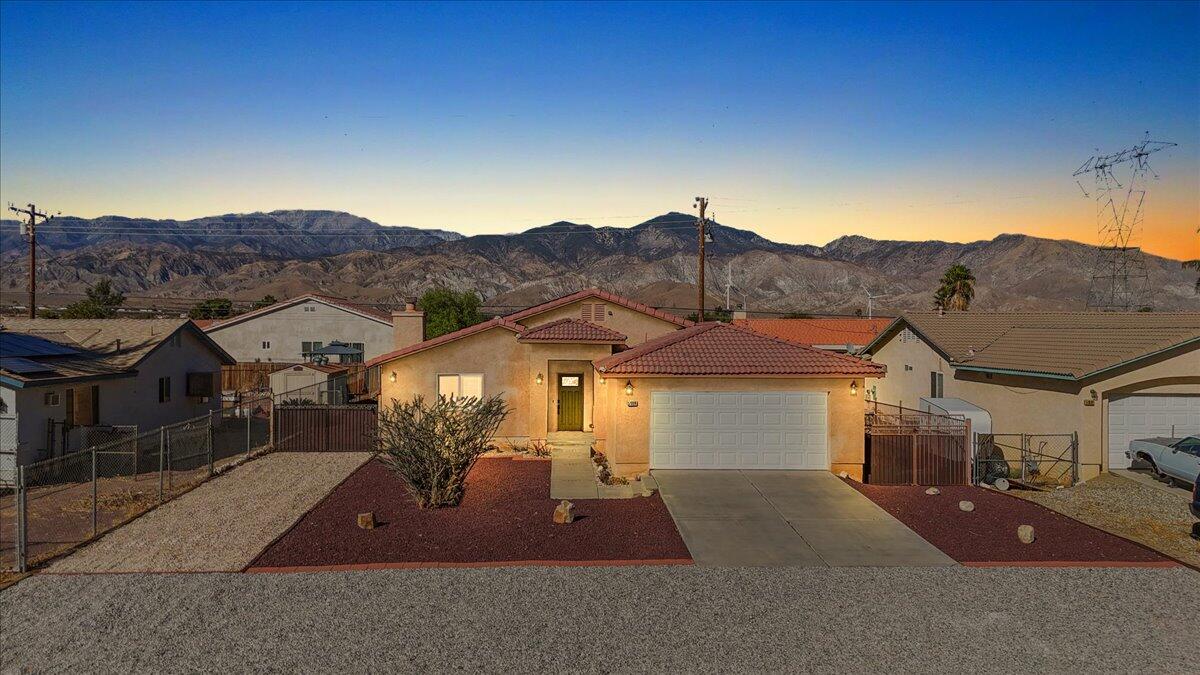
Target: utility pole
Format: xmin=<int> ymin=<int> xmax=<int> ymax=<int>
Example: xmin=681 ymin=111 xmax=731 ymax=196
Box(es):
xmin=694 ymin=196 xmax=709 ymax=322
xmin=725 ymin=262 xmax=732 ymax=311
xmin=8 ymin=203 xmax=53 ymax=319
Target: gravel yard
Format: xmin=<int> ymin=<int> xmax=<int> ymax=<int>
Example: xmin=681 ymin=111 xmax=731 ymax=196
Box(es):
xmin=1014 ymin=473 xmax=1199 ymax=568
xmin=46 ymin=452 xmax=371 ymax=573
xmin=250 ymin=457 xmax=690 ymax=569
xmin=848 ymin=480 xmax=1169 ymax=565
xmin=3 ymin=566 xmax=1197 ymax=673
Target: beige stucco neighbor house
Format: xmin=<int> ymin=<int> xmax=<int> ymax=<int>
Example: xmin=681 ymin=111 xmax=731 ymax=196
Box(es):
xmin=863 ymin=312 xmax=1200 ymax=480
xmin=368 ymin=289 xmax=885 ymax=478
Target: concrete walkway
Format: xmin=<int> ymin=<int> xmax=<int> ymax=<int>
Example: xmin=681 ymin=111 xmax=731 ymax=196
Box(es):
xmin=654 ymin=470 xmax=955 ymax=567
xmin=547 ymin=432 xmax=656 ymax=499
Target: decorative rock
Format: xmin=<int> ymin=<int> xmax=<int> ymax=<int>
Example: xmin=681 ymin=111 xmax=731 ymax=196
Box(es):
xmin=837 ymin=471 xmax=850 ymax=479
xmin=553 ymin=500 xmax=575 ymax=525
xmin=1017 ymin=524 xmax=1036 ymax=544
xmin=994 ymin=478 xmax=1010 ymax=491
xmin=357 ymin=512 xmax=376 ymax=529
xmin=925 ymin=487 xmax=941 ymax=495
xmin=958 ymin=500 xmax=975 ymax=512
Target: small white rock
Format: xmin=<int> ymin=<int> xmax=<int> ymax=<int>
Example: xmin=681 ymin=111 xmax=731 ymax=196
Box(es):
xmin=994 ymin=478 xmax=1010 ymax=491
xmin=958 ymin=500 xmax=975 ymax=512
xmin=1017 ymin=524 xmax=1036 ymax=544
xmin=925 ymin=487 xmax=941 ymax=495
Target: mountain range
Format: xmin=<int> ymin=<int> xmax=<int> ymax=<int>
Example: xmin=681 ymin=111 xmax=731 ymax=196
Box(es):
xmin=2 ymin=210 xmax=1196 ymax=314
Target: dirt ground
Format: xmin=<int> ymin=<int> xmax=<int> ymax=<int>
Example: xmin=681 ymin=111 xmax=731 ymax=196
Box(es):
xmin=1014 ymin=473 xmax=1199 ymax=568
xmin=46 ymin=452 xmax=371 ymax=573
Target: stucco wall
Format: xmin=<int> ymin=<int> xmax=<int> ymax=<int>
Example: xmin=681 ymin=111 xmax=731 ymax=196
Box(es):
xmin=524 ymin=343 xmax=615 ymax=438
xmin=514 ymin=300 xmax=682 ymax=345
xmin=376 ymin=326 xmax=532 ymax=442
xmin=870 ymin=332 xmax=1200 ymax=479
xmin=206 ymin=299 xmax=394 ymax=363
xmin=597 ymin=375 xmax=868 ymax=478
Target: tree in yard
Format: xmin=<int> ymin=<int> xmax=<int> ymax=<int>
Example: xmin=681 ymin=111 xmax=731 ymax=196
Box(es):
xmin=58 ymin=279 xmax=126 ymax=318
xmin=251 ymin=294 xmax=278 ymax=310
xmin=375 ymin=394 xmax=510 ymax=508
xmin=685 ymin=307 xmax=732 ymax=323
xmin=933 ymin=264 xmax=976 ymax=311
xmin=419 ymin=287 xmax=484 ymax=339
xmin=189 ymin=298 xmax=234 ymax=320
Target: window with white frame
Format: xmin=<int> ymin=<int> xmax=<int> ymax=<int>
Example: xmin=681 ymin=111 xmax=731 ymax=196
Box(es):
xmin=438 ymin=374 xmax=483 ymax=400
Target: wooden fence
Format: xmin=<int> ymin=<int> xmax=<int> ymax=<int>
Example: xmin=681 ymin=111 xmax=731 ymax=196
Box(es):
xmin=273 ymin=405 xmax=377 ymax=452
xmin=864 ymin=401 xmax=970 ymax=485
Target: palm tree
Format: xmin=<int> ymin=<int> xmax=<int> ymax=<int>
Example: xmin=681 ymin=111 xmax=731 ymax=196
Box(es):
xmin=933 ymin=264 xmax=976 ymax=311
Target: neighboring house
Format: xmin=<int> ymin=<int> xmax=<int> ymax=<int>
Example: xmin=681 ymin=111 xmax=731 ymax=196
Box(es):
xmin=863 ymin=312 xmax=1200 ymax=480
xmin=269 ymin=362 xmax=349 ymax=401
xmin=0 ymin=319 xmax=234 ymax=468
xmin=731 ymin=313 xmax=892 ymax=352
xmin=369 ymin=288 xmax=885 ymax=478
xmin=202 ymin=294 xmax=423 ymax=364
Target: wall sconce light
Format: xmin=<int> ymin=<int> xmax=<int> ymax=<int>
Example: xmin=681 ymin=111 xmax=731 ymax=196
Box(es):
xmin=389 ymin=372 xmax=396 ymax=383
xmin=1089 ymin=389 xmax=1097 ymax=401
xmin=598 ymin=376 xmax=606 ymax=385
xmin=536 ymin=373 xmax=544 ymax=385
xmin=850 ymin=380 xmax=858 ymax=397
xmin=624 ymin=380 xmax=634 ymax=396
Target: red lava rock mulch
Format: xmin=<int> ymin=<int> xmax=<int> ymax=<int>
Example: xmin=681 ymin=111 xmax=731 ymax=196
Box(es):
xmin=847 ymin=481 xmax=1172 ymax=566
xmin=249 ymin=457 xmax=691 ymax=570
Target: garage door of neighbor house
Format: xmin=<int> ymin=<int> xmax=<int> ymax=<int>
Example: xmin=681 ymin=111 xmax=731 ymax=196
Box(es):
xmin=650 ymin=391 xmax=828 ymax=470
xmin=1108 ymin=394 xmax=1200 ymax=469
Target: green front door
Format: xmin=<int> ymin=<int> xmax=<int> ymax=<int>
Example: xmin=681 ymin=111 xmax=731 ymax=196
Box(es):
xmin=557 ymin=374 xmax=584 ymax=431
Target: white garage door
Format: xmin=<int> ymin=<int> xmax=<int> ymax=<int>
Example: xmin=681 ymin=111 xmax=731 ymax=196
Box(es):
xmin=650 ymin=391 xmax=828 ymax=470
xmin=1108 ymin=395 xmax=1200 ymax=469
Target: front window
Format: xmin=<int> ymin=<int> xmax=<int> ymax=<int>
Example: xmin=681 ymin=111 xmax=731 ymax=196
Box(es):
xmin=930 ymin=371 xmax=944 ymax=398
xmin=158 ymin=376 xmax=172 ymax=403
xmin=438 ymin=373 xmax=483 ymax=400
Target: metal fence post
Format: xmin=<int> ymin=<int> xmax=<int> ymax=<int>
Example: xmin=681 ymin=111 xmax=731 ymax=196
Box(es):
xmin=91 ymin=448 xmax=98 ymax=537
xmin=207 ymin=410 xmax=214 ymax=477
xmin=158 ymin=427 xmax=165 ymax=503
xmin=246 ymin=404 xmax=252 ymax=459
xmin=16 ymin=465 xmax=27 ymax=573
xmin=1072 ymin=431 xmax=1080 ymax=485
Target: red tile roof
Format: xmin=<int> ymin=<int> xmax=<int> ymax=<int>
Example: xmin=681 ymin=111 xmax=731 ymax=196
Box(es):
xmin=518 ymin=318 xmax=627 ymax=343
xmin=365 ymin=316 xmax=522 ymax=367
xmin=503 ymin=288 xmax=693 ymax=328
xmin=593 ymin=322 xmax=887 ymax=377
xmin=733 ymin=317 xmax=892 ymax=348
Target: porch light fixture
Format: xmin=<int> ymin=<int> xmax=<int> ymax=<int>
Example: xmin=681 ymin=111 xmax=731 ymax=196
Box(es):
xmin=389 ymin=371 xmax=396 ymax=383
xmin=850 ymin=380 xmax=858 ymax=397
xmin=598 ymin=376 xmax=606 ymax=385
xmin=624 ymin=380 xmax=634 ymax=396
xmin=536 ymin=373 xmax=544 ymax=385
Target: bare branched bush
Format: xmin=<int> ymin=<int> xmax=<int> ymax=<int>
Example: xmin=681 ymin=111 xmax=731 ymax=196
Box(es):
xmin=375 ymin=394 xmax=510 ymax=508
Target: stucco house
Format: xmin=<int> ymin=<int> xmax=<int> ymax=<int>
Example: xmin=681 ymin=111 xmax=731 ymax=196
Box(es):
xmin=862 ymin=311 xmax=1200 ymax=480
xmin=731 ymin=314 xmax=892 ymax=352
xmin=0 ymin=319 xmax=234 ymax=471
xmin=202 ymin=294 xmax=424 ymax=364
xmin=368 ymin=289 xmax=885 ymax=478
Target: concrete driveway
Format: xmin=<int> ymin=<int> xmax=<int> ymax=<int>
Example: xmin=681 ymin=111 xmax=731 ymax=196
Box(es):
xmin=654 ymin=470 xmax=955 ymax=567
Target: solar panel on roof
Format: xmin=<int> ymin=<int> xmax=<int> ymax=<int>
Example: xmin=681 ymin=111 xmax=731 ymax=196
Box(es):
xmin=0 ymin=356 xmax=58 ymax=375
xmin=0 ymin=332 xmax=80 ymax=357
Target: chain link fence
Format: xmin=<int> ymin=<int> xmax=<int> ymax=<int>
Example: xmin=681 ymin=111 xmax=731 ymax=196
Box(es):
xmin=0 ymin=398 xmax=273 ymax=572
xmin=975 ymin=432 xmax=1080 ymax=488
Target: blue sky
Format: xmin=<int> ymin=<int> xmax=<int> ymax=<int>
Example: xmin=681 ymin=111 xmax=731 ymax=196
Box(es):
xmin=1 ymin=1 xmax=1196 ymax=257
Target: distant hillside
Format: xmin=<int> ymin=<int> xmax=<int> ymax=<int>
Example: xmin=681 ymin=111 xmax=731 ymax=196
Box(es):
xmin=1 ymin=210 xmax=1196 ymax=313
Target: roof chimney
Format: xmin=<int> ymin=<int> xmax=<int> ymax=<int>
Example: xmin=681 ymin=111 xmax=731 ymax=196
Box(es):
xmin=391 ymin=302 xmax=425 ymax=350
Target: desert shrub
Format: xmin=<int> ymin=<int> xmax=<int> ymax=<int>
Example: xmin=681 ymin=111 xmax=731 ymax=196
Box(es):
xmin=376 ymin=394 xmax=510 ymax=508
xmin=527 ymin=439 xmax=552 ymax=457
xmin=506 ymin=441 xmax=530 ymax=454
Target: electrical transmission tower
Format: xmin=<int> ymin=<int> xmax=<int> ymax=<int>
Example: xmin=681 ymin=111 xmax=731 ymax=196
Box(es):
xmin=1073 ymin=134 xmax=1176 ymax=311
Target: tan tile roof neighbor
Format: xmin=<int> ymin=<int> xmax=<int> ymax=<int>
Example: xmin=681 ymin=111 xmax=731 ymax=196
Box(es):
xmin=874 ymin=311 xmax=1200 ymax=379
xmin=205 ymin=293 xmax=393 ymax=330
xmin=517 ymin=318 xmax=627 ymax=343
xmin=365 ymin=316 xmax=522 ymax=367
xmin=594 ymin=322 xmax=887 ymax=377
xmin=503 ymin=288 xmax=693 ymax=327
xmin=733 ymin=317 xmax=892 ymax=347
xmin=0 ymin=318 xmax=234 ymax=384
